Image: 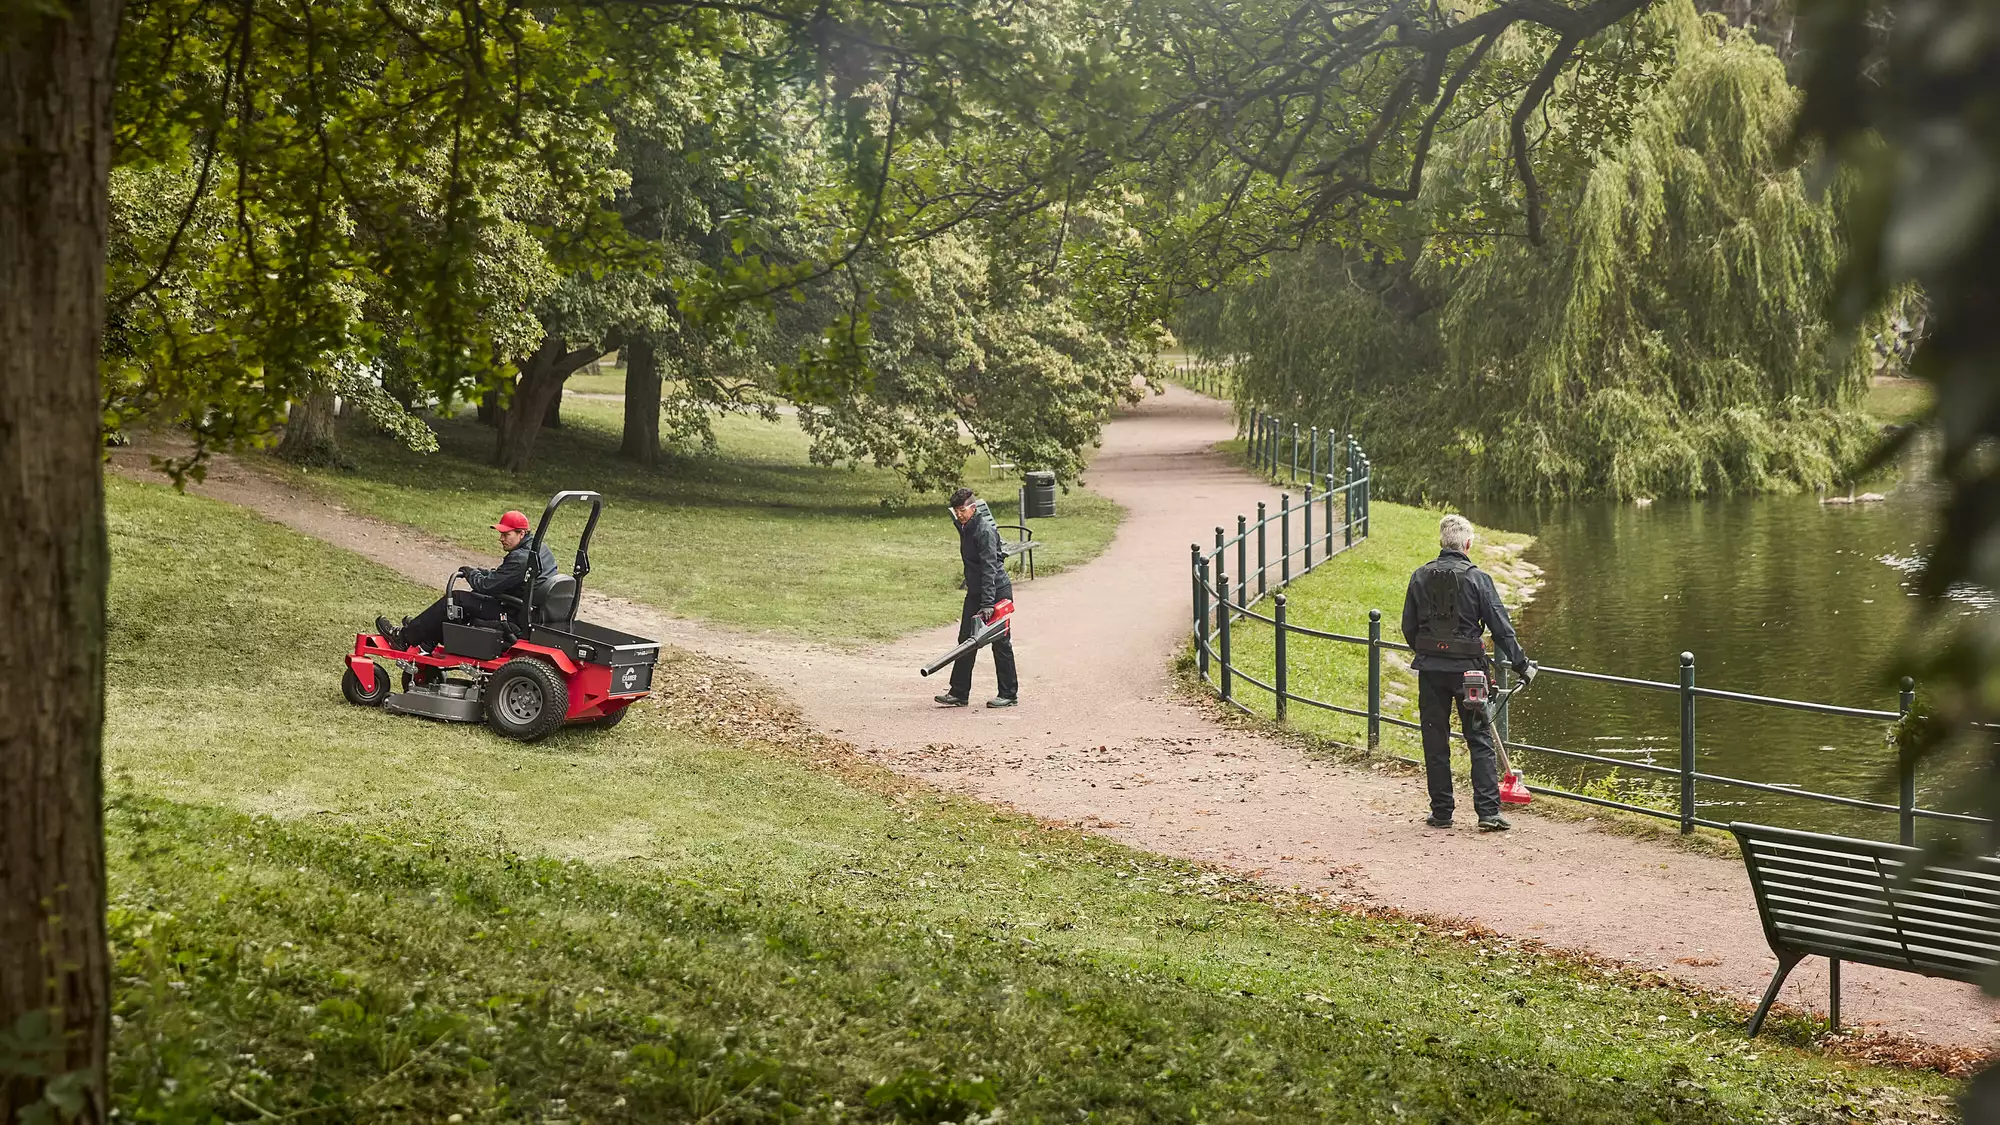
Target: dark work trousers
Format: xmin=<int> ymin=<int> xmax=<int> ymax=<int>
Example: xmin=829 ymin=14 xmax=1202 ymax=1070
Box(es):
xmin=947 ymin=593 xmax=1018 ymax=701
xmin=1417 ymin=669 xmax=1500 ymax=821
xmin=403 ymin=590 xmax=507 ymax=650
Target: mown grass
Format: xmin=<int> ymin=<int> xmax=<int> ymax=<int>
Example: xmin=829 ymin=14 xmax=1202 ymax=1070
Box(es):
xmin=100 ymin=473 xmax=1963 ymax=1121
xmin=1864 ymin=379 xmax=1931 ymax=427
xmin=266 ymin=397 xmax=1121 ymax=642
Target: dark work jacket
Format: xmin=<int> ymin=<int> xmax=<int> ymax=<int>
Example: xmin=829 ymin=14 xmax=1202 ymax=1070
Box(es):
xmin=956 ymin=499 xmax=1012 ymax=610
xmin=470 ymin=538 xmax=560 ymax=599
xmin=1398 ymin=549 xmax=1528 ymax=674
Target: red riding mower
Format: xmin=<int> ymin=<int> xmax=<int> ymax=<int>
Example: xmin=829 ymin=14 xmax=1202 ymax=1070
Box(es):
xmin=340 ymin=490 xmax=660 ymax=741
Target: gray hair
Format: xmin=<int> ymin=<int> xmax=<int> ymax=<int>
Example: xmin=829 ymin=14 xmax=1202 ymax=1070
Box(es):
xmin=1439 ymin=514 xmax=1475 ymax=552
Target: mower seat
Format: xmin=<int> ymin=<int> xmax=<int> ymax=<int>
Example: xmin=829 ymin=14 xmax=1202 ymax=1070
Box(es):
xmin=531 ymin=573 xmax=578 ymax=624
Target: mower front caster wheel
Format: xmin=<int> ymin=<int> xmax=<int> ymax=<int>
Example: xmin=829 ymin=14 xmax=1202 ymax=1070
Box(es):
xmin=486 ymin=657 xmax=569 ymax=741
xmin=342 ymin=665 xmax=390 ymax=707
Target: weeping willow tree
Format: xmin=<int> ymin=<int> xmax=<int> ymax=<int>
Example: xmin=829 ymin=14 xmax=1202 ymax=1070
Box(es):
xmin=1184 ymin=0 xmax=1885 ymax=502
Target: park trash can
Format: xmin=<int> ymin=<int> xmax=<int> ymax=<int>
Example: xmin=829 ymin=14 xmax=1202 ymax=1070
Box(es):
xmin=1022 ymin=471 xmax=1057 ymax=519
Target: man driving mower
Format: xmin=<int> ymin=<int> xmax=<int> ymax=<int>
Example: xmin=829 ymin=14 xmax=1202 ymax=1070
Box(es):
xmin=376 ymin=509 xmax=558 ymax=651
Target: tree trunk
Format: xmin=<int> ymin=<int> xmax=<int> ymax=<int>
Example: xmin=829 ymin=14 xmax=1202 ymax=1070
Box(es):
xmin=493 ymin=335 xmax=598 ymax=473
xmin=477 ymin=390 xmax=500 ymax=426
xmin=543 ymin=389 xmax=563 ymax=429
xmin=1 ymin=1 xmax=121 ymax=1121
xmin=277 ymin=391 xmax=341 ymax=467
xmin=619 ymin=336 xmax=662 ymax=465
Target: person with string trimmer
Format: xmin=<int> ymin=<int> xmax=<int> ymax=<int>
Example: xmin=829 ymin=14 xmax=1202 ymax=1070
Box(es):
xmin=1399 ymin=514 xmax=1536 ymax=832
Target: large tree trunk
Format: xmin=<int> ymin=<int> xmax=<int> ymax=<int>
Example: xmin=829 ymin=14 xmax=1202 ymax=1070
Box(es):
xmin=277 ymin=391 xmax=341 ymax=466
xmin=543 ymin=389 xmax=563 ymax=430
xmin=1 ymin=0 xmax=122 ymax=1121
xmin=619 ymin=337 xmax=662 ymax=465
xmin=493 ymin=335 xmax=598 ymax=473
xmin=477 ymin=390 xmax=500 ymax=426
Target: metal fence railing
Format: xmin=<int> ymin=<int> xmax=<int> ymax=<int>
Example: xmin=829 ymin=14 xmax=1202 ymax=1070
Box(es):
xmin=1191 ymin=432 xmax=1986 ymax=844
xmin=1169 ymin=365 xmax=1238 ymax=401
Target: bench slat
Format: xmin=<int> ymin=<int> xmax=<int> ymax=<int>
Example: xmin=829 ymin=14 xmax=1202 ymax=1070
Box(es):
xmin=1766 ymin=904 xmax=2000 ymax=959
xmin=1750 ymin=847 xmax=2000 ymax=899
xmin=1747 ymin=852 xmax=2000 ymax=911
xmin=1757 ymin=876 xmax=2000 ymax=929
xmin=1744 ymin=844 xmax=2000 ymax=888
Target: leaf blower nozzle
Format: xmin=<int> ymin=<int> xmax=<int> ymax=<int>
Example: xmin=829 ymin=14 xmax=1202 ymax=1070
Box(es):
xmin=920 ymin=599 xmax=1014 ymax=677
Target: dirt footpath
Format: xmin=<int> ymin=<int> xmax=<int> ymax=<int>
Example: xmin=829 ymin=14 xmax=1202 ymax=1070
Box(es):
xmin=114 ymin=386 xmax=2000 ymax=1051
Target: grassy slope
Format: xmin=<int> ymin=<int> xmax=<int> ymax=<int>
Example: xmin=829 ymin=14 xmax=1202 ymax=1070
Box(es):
xmin=268 ymin=398 xmax=1120 ymax=642
xmin=102 ymin=476 xmax=1958 ymax=1121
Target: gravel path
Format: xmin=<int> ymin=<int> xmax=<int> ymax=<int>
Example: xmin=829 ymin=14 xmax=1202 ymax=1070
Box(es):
xmin=114 ymin=386 xmax=1999 ymax=1051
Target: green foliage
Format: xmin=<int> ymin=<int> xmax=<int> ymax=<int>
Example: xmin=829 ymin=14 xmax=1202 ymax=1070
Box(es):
xmin=1186 ymin=2 xmax=1883 ymax=502
xmin=1789 ymin=0 xmax=2000 ymax=927
xmin=98 ymin=476 xmax=1961 ymax=1120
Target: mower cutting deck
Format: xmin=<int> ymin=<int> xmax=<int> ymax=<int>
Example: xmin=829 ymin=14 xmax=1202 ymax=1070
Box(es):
xmin=341 ymin=490 xmax=660 ymax=741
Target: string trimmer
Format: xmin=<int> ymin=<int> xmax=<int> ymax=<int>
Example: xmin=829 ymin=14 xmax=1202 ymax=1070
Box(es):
xmin=1463 ymin=666 xmax=1536 ymax=806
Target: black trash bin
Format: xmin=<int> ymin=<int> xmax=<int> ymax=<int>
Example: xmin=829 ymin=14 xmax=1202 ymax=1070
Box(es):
xmin=1021 ymin=471 xmax=1057 ymax=519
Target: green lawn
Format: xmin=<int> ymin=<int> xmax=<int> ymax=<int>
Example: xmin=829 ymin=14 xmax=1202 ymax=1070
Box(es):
xmin=98 ymin=475 xmax=1960 ymax=1122
xmin=1864 ymin=378 xmax=1931 ymax=426
xmin=269 ymin=398 xmax=1120 ymax=642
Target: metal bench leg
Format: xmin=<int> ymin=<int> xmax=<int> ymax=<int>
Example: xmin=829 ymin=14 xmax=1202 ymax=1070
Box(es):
xmin=1747 ymin=951 xmax=1804 ymax=1038
xmin=1828 ymin=958 xmax=1839 ymax=1032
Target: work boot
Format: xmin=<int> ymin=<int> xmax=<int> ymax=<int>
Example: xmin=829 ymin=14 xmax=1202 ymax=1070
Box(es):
xmin=1424 ymin=814 xmax=1453 ymax=828
xmin=986 ymin=696 xmax=1018 ymax=708
xmin=1477 ymin=814 xmax=1512 ymax=832
xmin=376 ymin=616 xmax=405 ymax=648
xmin=933 ymin=693 xmax=968 ymax=707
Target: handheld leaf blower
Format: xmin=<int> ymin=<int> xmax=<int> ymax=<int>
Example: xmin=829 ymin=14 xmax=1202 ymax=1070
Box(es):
xmin=1462 ymin=667 xmax=1535 ymax=806
xmin=920 ymin=599 xmax=1015 ymax=677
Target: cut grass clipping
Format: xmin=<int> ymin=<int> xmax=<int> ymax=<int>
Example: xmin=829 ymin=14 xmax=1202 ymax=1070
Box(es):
xmin=264 ymin=398 xmax=1121 ymax=642
xmin=100 ymin=475 xmax=1960 ymax=1120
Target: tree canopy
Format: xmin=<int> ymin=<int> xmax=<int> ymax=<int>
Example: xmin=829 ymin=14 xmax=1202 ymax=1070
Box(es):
xmin=1182 ymin=0 xmax=1887 ymax=501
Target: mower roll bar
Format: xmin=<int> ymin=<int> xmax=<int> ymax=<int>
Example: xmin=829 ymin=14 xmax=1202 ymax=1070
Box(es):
xmin=521 ymin=490 xmax=601 ymax=625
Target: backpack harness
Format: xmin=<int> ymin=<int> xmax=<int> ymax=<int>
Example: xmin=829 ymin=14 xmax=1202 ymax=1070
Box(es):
xmin=1413 ymin=554 xmax=1488 ymax=661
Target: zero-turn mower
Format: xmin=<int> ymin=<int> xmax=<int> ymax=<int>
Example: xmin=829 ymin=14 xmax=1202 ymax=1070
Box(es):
xmin=340 ymin=490 xmax=659 ymax=741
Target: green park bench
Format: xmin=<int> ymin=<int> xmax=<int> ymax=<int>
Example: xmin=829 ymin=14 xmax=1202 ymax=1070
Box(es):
xmin=1731 ymin=822 xmax=2000 ymax=1036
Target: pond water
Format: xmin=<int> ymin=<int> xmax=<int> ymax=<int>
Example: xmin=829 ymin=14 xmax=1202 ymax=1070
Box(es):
xmin=1462 ymin=452 xmax=1980 ymax=839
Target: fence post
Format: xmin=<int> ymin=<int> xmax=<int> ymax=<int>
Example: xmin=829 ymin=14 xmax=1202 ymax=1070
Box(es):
xmin=1280 ymin=495 xmax=1292 ymax=584
xmin=1679 ymin=651 xmax=1697 ymax=835
xmin=1255 ymin=502 xmax=1268 ymax=595
xmin=1324 ymin=475 xmax=1335 ymax=556
xmin=1275 ymin=595 xmax=1289 ymax=721
xmin=1309 ymin=427 xmax=1319 ymax=487
xmin=1216 ymin=556 xmax=1232 ymax=702
xmin=1361 ymin=457 xmax=1372 ymax=538
xmin=1291 ymin=423 xmax=1300 ymax=481
xmin=1236 ymin=515 xmax=1248 ymax=609
xmin=1193 ymin=547 xmax=1209 ymax=678
xmin=1303 ymin=483 xmax=1315 ymax=570
xmin=1367 ymin=610 xmax=1382 ymax=751
xmin=1899 ymin=675 xmax=1917 ymax=846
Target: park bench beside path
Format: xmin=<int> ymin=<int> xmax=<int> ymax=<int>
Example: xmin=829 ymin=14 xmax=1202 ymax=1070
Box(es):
xmin=113 ymin=385 xmax=2000 ymax=1052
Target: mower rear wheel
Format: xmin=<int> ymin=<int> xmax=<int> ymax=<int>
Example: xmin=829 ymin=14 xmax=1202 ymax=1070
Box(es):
xmin=580 ymin=705 xmax=630 ymax=730
xmin=342 ymin=665 xmax=390 ymax=707
xmin=486 ymin=657 xmax=568 ymax=741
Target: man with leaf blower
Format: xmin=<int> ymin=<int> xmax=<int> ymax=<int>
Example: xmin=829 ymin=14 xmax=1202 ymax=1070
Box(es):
xmin=1401 ymin=514 xmax=1536 ymax=832
xmin=936 ymin=487 xmax=1019 ymax=708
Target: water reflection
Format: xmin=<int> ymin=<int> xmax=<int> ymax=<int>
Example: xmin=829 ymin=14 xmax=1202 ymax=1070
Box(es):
xmin=1461 ymin=446 xmax=1977 ymax=838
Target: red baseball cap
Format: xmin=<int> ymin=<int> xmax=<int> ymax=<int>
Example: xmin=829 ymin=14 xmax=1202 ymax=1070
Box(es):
xmin=491 ymin=510 xmax=531 ymax=532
